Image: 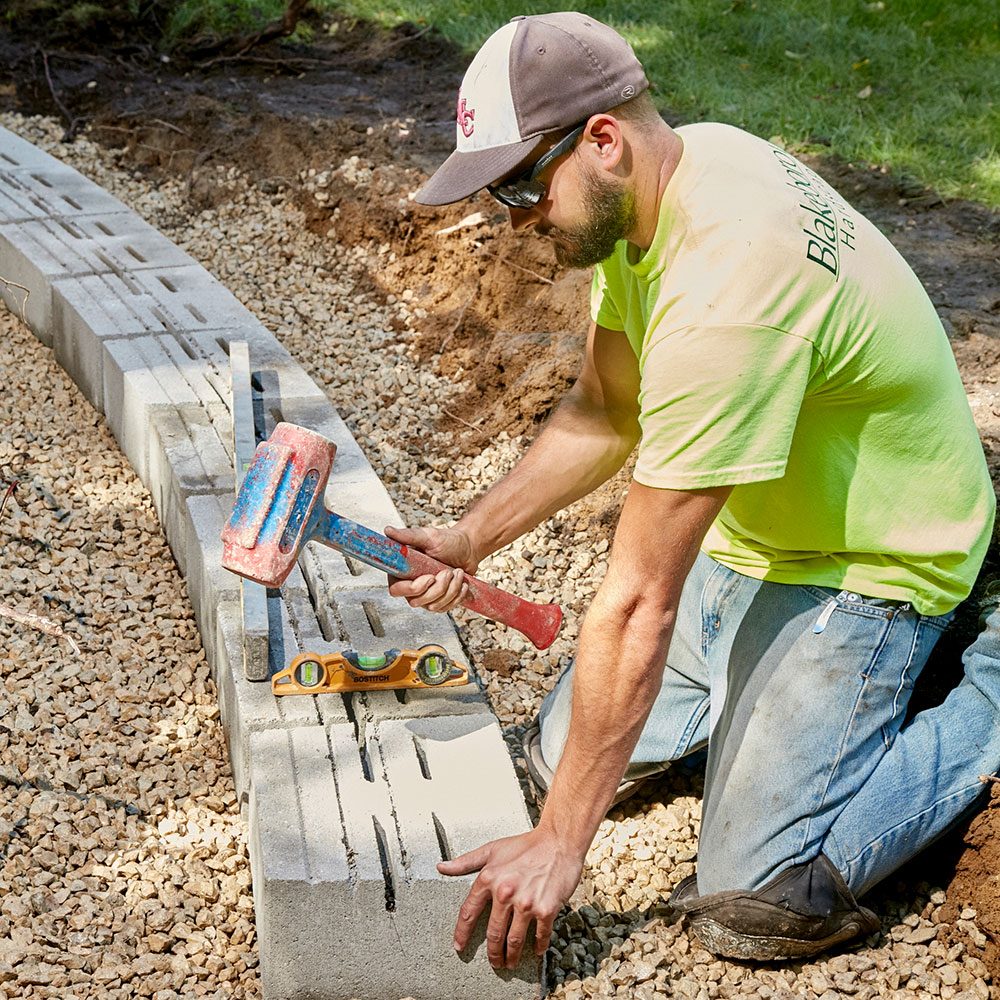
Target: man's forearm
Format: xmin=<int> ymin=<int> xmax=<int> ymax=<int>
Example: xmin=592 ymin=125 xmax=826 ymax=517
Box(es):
xmin=538 ymin=585 xmax=676 ymax=854
xmin=457 ymin=384 xmax=638 ymax=560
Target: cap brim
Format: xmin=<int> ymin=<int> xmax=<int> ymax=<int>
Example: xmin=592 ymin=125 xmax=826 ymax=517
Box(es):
xmin=414 ymin=136 xmax=546 ymax=206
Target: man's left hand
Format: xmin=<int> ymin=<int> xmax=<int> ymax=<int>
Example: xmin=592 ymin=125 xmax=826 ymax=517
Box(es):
xmin=438 ymin=826 xmax=585 ymax=969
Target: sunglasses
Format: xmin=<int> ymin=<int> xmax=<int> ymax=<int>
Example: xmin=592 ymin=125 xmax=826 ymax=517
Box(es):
xmin=488 ymin=125 xmax=586 ymax=210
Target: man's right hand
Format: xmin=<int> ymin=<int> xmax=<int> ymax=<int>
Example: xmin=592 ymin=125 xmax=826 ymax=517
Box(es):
xmin=384 ymin=524 xmax=479 ymax=613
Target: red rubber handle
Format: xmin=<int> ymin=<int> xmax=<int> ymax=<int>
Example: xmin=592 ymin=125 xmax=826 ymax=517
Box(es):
xmin=403 ymin=547 xmax=563 ymax=650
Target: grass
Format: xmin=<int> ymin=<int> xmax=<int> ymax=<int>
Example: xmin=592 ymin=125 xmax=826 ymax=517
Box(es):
xmin=325 ymin=0 xmax=1000 ymax=208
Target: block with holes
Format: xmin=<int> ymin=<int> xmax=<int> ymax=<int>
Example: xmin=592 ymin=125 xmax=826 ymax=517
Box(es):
xmin=249 ymin=717 xmax=539 ymax=1000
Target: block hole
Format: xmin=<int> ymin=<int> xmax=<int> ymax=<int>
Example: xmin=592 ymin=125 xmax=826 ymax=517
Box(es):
xmin=359 ymin=741 xmax=375 ymax=783
xmin=393 ymin=689 xmax=407 ymax=706
xmin=251 ymin=373 xmax=264 ymax=393
xmin=0 ymin=153 xmax=17 ymax=165
xmin=57 ymin=220 xmax=80 ymax=238
xmin=157 ymin=275 xmax=178 ymax=292
xmin=345 ymin=557 xmax=363 ymax=577
xmin=432 ymin=813 xmax=451 ymax=862
xmin=216 ymin=336 xmax=232 ymax=356
xmin=372 ymin=818 xmax=397 ymax=912
xmin=413 ymin=736 xmax=431 ymax=780
xmin=126 ymin=244 xmax=148 ymax=262
xmin=95 ymin=220 xmax=114 ymax=236
xmin=94 ymin=250 xmax=115 ymax=271
xmin=362 ymin=600 xmax=385 ymax=638
xmin=61 ymin=195 xmax=82 ymax=210
xmin=177 ymin=337 xmax=197 ymax=361
xmin=185 ymin=303 xmax=207 ymax=323
xmin=31 ymin=172 xmax=53 ymax=188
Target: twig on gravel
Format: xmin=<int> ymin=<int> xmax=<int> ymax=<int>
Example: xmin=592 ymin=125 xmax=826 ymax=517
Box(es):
xmin=39 ymin=49 xmax=81 ymax=141
xmin=442 ymin=408 xmax=482 ymax=431
xmin=479 ymin=248 xmax=554 ymax=285
xmin=150 ymin=118 xmax=191 ymax=137
xmin=0 ymin=477 xmax=19 ymax=524
xmin=0 ymin=275 xmax=30 ymax=324
xmin=0 ymin=605 xmax=80 ymax=655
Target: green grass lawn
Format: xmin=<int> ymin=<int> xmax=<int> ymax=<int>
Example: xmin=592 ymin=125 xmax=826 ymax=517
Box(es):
xmin=326 ymin=0 xmax=1000 ymax=208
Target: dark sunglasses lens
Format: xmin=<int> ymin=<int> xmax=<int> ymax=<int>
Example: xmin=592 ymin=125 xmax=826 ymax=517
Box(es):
xmin=489 ymin=182 xmax=541 ymax=210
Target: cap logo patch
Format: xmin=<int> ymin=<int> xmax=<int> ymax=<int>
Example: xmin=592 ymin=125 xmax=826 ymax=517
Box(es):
xmin=621 ymin=85 xmax=636 ymax=99
xmin=457 ymin=97 xmax=476 ymax=138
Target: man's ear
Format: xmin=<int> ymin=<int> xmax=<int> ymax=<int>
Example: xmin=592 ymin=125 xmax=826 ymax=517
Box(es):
xmin=582 ymin=114 xmax=625 ymax=172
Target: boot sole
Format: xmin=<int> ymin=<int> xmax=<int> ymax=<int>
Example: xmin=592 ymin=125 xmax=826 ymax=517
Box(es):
xmin=690 ymin=914 xmax=874 ymax=962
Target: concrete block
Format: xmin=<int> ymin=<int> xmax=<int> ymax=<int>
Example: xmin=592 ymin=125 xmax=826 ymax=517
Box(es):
xmin=0 ymin=127 xmax=58 ymax=174
xmin=0 ymin=161 xmax=127 ymax=220
xmin=0 ymin=213 xmax=195 ymax=341
xmin=127 ymin=265 xmax=252 ymax=333
xmin=216 ymin=599 xmax=351 ymax=804
xmin=249 ymin=716 xmax=538 ymax=1000
xmin=241 ymin=579 xmax=270 ymax=682
xmin=183 ymin=493 xmax=241 ymax=641
xmin=147 ymin=405 xmax=234 ymax=573
xmin=52 ymin=274 xmax=167 ymax=406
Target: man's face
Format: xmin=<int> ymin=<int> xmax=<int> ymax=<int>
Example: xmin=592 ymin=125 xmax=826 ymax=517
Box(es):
xmin=501 ymin=133 xmax=636 ymax=269
xmin=543 ymin=162 xmax=636 ymax=269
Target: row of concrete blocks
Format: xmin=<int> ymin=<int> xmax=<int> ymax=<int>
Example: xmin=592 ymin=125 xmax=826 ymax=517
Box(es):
xmin=0 ymin=126 xmax=541 ymax=999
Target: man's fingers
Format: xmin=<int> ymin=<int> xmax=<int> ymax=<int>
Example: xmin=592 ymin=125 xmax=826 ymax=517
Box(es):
xmin=505 ymin=911 xmax=533 ymax=969
xmin=438 ymin=843 xmax=490 ymax=877
xmin=387 ymin=574 xmax=435 ymax=601
xmin=534 ymin=912 xmax=556 ymax=956
xmin=452 ymin=881 xmax=492 ymax=952
xmin=485 ymin=899 xmax=513 ymax=969
xmin=425 ymin=568 xmax=466 ymax=612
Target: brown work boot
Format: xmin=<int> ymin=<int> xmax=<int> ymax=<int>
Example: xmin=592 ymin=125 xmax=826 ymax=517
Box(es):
xmin=669 ymin=854 xmax=881 ymax=961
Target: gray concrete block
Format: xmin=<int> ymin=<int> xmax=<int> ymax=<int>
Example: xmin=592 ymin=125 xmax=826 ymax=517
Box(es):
xmin=147 ymin=405 xmax=234 ymax=574
xmin=183 ymin=493 xmax=241 ymax=641
xmin=249 ymin=716 xmax=538 ymax=1000
xmin=0 ymin=213 xmax=195 ymax=342
xmin=0 ymin=127 xmax=58 ymax=174
xmin=241 ymin=579 xmax=270 ymax=682
xmin=0 ymin=162 xmax=127 ymax=220
xmin=103 ymin=335 xmax=203 ymax=481
xmin=52 ymin=274 xmax=168 ymax=407
xmin=216 ymin=599 xmax=345 ymax=804
xmin=127 ymin=265 xmax=252 ymax=333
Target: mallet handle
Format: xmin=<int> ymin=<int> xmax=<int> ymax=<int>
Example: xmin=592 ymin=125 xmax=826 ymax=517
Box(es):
xmin=318 ymin=512 xmax=562 ymax=650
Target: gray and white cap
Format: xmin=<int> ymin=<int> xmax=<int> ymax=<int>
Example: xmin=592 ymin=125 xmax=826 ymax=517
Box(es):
xmin=415 ymin=11 xmax=649 ymax=206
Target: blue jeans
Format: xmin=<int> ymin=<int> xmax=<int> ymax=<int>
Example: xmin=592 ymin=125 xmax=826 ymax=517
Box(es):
xmin=538 ymin=551 xmax=1000 ymax=898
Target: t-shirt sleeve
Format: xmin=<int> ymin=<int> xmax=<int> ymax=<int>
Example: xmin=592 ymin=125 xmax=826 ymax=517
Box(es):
xmin=590 ymin=263 xmax=626 ymax=331
xmin=634 ymin=323 xmax=818 ymax=489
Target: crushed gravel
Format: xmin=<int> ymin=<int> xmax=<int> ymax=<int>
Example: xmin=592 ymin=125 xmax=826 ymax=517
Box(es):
xmin=1 ymin=111 xmax=996 ymax=1000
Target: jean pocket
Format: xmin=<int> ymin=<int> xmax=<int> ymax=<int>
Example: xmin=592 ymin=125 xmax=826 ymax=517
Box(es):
xmin=804 ymin=587 xmax=909 ymax=634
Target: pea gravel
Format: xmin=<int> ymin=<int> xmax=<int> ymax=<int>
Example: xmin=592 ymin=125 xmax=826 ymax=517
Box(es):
xmin=0 ymin=112 xmax=995 ymax=1000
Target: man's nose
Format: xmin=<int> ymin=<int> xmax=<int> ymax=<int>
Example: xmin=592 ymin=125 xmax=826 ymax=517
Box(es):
xmin=508 ymin=206 xmax=539 ymax=232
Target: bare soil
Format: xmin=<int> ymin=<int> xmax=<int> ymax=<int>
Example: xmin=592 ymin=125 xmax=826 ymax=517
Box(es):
xmin=2 ymin=14 xmax=998 ymax=977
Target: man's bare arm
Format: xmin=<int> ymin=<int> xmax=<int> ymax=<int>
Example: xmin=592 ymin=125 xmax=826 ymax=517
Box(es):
xmin=387 ymin=321 xmax=641 ymax=608
xmin=441 ymin=480 xmax=732 ymax=967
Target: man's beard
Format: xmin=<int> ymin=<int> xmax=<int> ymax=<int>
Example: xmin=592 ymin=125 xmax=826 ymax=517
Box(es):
xmin=548 ymin=168 xmax=636 ymax=269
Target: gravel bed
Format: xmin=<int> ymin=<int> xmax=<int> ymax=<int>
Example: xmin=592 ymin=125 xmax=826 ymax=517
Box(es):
xmin=1 ymin=112 xmax=996 ymax=1000
xmin=0 ymin=309 xmax=259 ymax=999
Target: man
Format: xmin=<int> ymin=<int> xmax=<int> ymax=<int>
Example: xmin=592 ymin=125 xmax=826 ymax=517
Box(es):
xmin=385 ymin=10 xmax=999 ymax=970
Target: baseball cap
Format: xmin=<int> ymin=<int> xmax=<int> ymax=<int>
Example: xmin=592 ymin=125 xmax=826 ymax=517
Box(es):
xmin=415 ymin=11 xmax=649 ymax=206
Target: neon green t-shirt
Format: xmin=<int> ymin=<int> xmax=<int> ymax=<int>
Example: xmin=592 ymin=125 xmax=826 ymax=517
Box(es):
xmin=591 ymin=123 xmax=995 ymax=615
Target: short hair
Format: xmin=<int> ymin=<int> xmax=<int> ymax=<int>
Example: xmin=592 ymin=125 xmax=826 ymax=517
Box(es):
xmin=607 ymin=89 xmax=663 ymax=129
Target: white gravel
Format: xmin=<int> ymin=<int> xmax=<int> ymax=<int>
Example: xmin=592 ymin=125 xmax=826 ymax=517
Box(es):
xmin=0 ymin=111 xmax=996 ymax=1000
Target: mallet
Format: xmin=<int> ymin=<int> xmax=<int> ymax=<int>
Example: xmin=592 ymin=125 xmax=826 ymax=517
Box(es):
xmin=221 ymin=422 xmax=563 ymax=650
